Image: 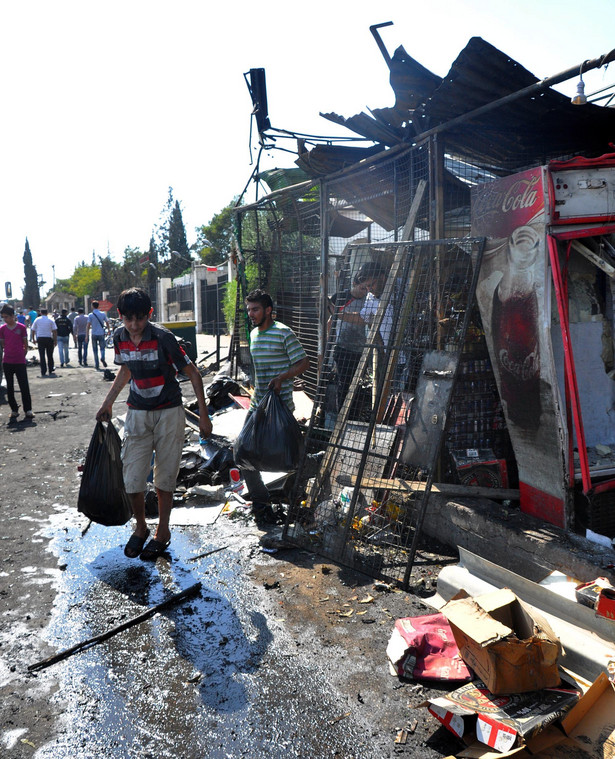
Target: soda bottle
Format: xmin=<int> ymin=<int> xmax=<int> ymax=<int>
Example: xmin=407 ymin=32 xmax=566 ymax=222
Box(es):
xmin=491 ymin=225 xmax=541 ymax=430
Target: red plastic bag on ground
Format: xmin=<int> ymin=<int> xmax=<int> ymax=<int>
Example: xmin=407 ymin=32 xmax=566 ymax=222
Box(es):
xmin=386 ymin=612 xmax=472 ymax=681
xmin=77 ymin=421 xmax=132 ymax=526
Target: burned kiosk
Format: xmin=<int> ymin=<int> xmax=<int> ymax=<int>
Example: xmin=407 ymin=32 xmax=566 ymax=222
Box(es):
xmin=233 ymin=33 xmax=615 ymax=584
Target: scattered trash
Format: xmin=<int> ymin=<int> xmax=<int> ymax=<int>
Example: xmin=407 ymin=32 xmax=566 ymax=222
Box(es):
xmin=386 ymin=613 xmax=472 ymax=682
xmin=441 ymin=588 xmax=562 ymax=694
xmin=394 ymin=728 xmax=408 ymax=744
xmin=187 ymin=545 xmax=229 ymax=563
xmin=28 ymin=582 xmax=202 ymax=672
xmin=575 ymin=576 xmax=614 ymax=608
xmin=205 ymin=374 xmax=243 ymax=410
xmin=540 ymin=672 xmax=615 ymax=757
xmin=328 ymin=712 xmax=351 ymax=725
xmin=421 ymin=677 xmax=580 ymax=753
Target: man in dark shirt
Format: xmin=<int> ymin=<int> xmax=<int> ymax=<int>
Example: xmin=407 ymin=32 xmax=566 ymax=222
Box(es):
xmin=55 ymin=308 xmax=73 ymax=367
xmin=96 ymin=287 xmax=211 ymax=560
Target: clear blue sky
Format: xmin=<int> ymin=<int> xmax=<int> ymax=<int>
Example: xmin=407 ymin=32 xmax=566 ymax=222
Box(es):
xmin=1 ymin=0 xmax=614 ymax=299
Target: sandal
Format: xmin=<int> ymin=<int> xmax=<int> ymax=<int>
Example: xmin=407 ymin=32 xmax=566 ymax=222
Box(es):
xmin=124 ymin=529 xmax=150 ymax=558
xmin=139 ymin=537 xmax=171 ymax=561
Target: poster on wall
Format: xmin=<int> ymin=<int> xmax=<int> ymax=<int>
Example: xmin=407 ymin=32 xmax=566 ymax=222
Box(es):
xmin=471 ymin=168 xmax=567 ymax=525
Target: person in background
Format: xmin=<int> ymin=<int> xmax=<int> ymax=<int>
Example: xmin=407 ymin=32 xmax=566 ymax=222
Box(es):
xmin=0 ymin=304 xmax=34 ymax=420
xmin=329 ymin=270 xmax=370 ymax=408
xmin=239 ymin=288 xmax=309 ymax=525
xmin=73 ymin=307 xmax=89 ymax=366
xmin=55 ymin=308 xmax=73 ymax=368
xmin=31 ymin=308 xmax=57 ymax=377
xmin=86 ymin=300 xmax=110 ymax=371
xmin=27 ymin=308 xmax=39 ymax=330
xmin=96 ymin=287 xmax=211 ymax=561
xmin=68 ymin=306 xmax=78 ymax=346
xmin=16 ymin=310 xmax=27 ymax=326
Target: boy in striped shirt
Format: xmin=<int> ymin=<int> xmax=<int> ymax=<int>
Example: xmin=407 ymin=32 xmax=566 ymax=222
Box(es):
xmin=96 ymin=287 xmax=211 ymax=560
xmin=242 ymin=289 xmax=309 ymax=524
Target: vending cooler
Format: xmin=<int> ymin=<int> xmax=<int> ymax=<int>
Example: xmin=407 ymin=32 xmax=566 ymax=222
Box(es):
xmin=472 ymin=153 xmax=615 ymax=533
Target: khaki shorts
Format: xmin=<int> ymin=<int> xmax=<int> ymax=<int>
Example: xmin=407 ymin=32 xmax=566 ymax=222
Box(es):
xmin=122 ymin=406 xmax=185 ymax=494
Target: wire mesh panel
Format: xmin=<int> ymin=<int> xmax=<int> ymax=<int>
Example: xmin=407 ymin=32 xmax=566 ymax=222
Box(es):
xmin=284 ymin=237 xmax=485 ymax=588
xmin=233 ymin=184 xmax=321 ymax=396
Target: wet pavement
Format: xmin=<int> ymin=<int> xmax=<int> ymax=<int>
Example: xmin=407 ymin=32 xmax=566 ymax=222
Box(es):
xmin=15 ymin=508 xmax=443 ymax=759
xmin=0 ymin=343 xmax=458 ymax=758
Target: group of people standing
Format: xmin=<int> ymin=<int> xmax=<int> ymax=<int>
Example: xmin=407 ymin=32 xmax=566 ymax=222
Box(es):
xmin=0 ymin=300 xmax=114 ymax=422
xmin=28 ymin=300 xmax=112 ymax=376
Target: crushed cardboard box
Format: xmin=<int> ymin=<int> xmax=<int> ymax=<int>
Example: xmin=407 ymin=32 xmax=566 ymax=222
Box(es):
xmin=421 ymin=679 xmax=579 ymax=753
xmin=441 ymin=588 xmax=562 ymax=694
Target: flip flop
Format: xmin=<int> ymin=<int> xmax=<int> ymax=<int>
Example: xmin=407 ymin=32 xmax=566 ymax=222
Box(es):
xmin=139 ymin=537 xmax=171 ymax=561
xmin=124 ymin=529 xmax=150 ymax=559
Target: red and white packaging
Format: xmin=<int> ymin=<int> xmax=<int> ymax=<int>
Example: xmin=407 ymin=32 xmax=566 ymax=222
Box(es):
xmin=386 ymin=613 xmax=472 ymax=682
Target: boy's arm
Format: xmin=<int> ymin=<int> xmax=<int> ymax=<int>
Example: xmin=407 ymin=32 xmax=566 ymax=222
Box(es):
xmin=183 ymin=362 xmax=212 ymax=439
xmin=96 ymin=364 xmax=131 ymax=422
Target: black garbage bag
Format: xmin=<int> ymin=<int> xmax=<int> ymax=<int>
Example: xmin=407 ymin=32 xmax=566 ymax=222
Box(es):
xmin=233 ymin=390 xmax=304 ymax=472
xmin=206 ymin=375 xmax=242 ymax=410
xmin=77 ymin=421 xmax=132 ymax=526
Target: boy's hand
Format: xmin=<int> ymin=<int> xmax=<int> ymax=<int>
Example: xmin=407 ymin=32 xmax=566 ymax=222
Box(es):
xmin=199 ymin=411 xmax=213 ymax=440
xmin=96 ymin=402 xmax=113 ymax=423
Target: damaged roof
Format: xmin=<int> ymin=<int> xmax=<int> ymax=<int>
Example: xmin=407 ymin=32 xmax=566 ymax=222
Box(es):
xmin=314 ymin=36 xmax=615 ymax=175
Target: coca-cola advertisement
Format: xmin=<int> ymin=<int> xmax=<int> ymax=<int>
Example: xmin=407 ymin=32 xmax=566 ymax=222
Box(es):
xmin=472 ymin=168 xmax=567 ymax=525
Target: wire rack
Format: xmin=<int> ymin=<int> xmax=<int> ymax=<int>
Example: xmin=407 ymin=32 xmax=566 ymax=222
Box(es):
xmin=284 ymin=236 xmax=485 ymax=588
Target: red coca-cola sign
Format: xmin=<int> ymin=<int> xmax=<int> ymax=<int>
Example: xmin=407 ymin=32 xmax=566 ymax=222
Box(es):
xmin=472 ymin=168 xmax=545 ymax=238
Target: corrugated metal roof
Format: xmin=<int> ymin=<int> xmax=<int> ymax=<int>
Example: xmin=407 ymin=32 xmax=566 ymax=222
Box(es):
xmin=315 ymin=37 xmax=615 ymax=174
xmin=413 ymin=37 xmax=615 ymax=171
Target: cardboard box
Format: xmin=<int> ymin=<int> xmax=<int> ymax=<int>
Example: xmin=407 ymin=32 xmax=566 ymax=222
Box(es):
xmin=441 ymin=588 xmax=562 ymax=694
xmin=422 ymin=679 xmax=579 ymax=753
xmin=529 ymin=672 xmax=615 ymax=757
xmin=451 ymin=449 xmax=509 ymax=489
xmin=596 ymin=586 xmax=615 ymax=621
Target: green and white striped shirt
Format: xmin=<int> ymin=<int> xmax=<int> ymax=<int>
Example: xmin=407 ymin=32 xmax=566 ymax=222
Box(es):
xmin=250 ymin=321 xmax=306 ymax=411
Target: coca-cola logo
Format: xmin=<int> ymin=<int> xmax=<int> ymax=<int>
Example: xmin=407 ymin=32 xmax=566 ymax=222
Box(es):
xmin=501 ymin=176 xmax=540 ymax=212
xmin=499 ymin=346 xmax=539 ymax=381
xmin=473 ymin=171 xmax=542 ymax=232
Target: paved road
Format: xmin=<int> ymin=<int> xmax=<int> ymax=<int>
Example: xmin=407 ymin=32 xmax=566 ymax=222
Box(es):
xmin=0 ymin=340 xmax=457 ymax=758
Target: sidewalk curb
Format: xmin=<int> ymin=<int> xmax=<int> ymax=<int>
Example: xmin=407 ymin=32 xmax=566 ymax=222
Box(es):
xmin=421 ymin=493 xmax=615 ymax=585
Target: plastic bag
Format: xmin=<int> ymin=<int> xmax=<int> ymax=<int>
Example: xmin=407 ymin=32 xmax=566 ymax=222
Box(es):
xmin=206 ymin=375 xmax=241 ymax=410
xmin=77 ymin=421 xmax=132 ymax=526
xmin=233 ymin=390 xmax=304 ymax=472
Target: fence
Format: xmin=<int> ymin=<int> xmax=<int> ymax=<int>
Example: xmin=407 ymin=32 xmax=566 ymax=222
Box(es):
xmin=233 ymin=139 xmax=505 ymax=585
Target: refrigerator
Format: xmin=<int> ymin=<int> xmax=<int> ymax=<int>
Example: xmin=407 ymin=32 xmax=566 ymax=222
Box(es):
xmin=471 ymin=153 xmax=615 ymax=533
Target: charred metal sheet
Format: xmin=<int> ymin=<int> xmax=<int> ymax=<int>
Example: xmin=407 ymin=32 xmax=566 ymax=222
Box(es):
xmin=400 ymin=350 xmax=459 ymax=471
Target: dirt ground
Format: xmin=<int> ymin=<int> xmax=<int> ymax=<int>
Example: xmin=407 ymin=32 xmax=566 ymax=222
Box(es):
xmin=0 ymin=346 xmax=464 ymax=758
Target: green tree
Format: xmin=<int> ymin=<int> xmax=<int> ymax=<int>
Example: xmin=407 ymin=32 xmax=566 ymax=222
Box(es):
xmin=56 ymin=263 xmax=101 ymax=298
xmin=167 ymin=200 xmax=191 ymax=278
xmin=22 ymin=238 xmax=40 ymax=308
xmin=152 ymin=187 xmax=192 ymax=279
xmin=195 ymin=200 xmax=237 ymax=265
